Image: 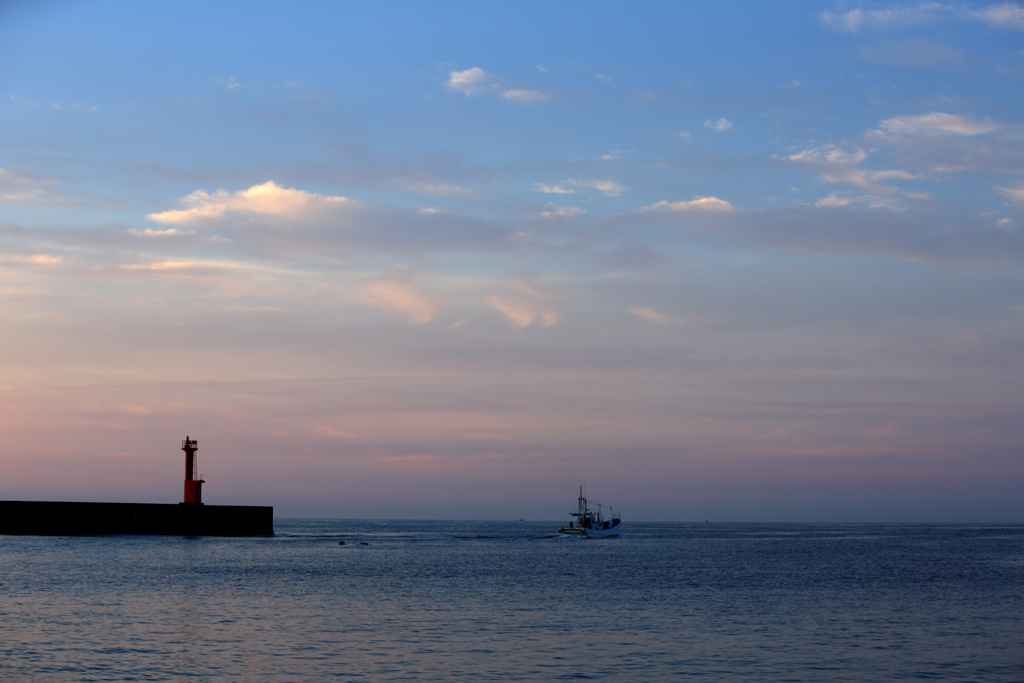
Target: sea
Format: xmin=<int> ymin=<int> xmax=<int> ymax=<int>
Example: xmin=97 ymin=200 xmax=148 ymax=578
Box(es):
xmin=1 ymin=520 xmax=1022 ymax=682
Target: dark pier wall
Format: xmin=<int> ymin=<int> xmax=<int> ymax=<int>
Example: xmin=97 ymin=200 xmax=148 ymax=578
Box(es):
xmin=0 ymin=501 xmax=274 ymax=536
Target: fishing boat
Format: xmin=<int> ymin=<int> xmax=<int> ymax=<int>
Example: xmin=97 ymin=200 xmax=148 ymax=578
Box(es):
xmin=558 ymin=486 xmax=622 ymax=537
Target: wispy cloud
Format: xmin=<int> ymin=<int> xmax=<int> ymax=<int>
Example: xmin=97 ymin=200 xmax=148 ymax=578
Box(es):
xmin=704 ymin=118 xmax=733 ymax=132
xmin=997 ymin=182 xmax=1024 ymax=205
xmin=533 ymin=183 xmax=573 ymax=195
xmin=783 ymin=111 xmax=1017 ymax=211
xmin=398 ymin=177 xmax=474 ymax=198
xmin=121 ymin=259 xmax=200 ymax=271
xmin=0 ymin=167 xmax=52 ymax=203
xmin=446 ymin=66 xmax=549 ymax=104
xmin=813 ymin=192 xmax=908 ymax=209
xmin=877 ymin=112 xmax=999 ymax=137
xmin=821 ymin=3 xmax=1024 ymax=32
xmin=629 ymin=306 xmax=677 ymax=325
xmin=530 ymin=205 xmax=585 ymax=219
xmin=214 ymin=74 xmax=242 ymax=91
xmin=971 ymin=2 xmax=1024 ymax=29
xmin=356 ymin=268 xmax=438 ymax=325
xmin=502 ymin=89 xmax=550 ymax=103
xmin=315 ymin=425 xmax=357 ymax=439
xmin=148 ymin=181 xmax=351 ymax=224
xmin=488 ymin=281 xmax=558 ymax=329
xmin=820 ymin=4 xmax=953 ymax=32
xmin=784 ymin=144 xmax=921 ymax=201
xmin=534 ymin=179 xmax=626 ymax=197
xmin=573 ymin=179 xmax=627 ymax=197
xmin=641 ymin=196 xmax=736 ymax=212
xmin=120 ymin=404 xmax=150 ymax=416
xmin=127 ymin=227 xmax=196 ymax=237
xmin=9 ymin=254 xmax=63 ymax=265
xmin=117 ymin=258 xmax=289 ymax=275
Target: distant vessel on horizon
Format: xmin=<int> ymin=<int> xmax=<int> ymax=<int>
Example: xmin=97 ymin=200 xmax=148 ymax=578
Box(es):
xmin=558 ymin=485 xmax=621 ymax=537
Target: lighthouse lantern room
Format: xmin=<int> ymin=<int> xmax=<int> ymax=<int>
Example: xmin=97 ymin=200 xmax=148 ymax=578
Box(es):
xmin=181 ymin=436 xmax=205 ymax=504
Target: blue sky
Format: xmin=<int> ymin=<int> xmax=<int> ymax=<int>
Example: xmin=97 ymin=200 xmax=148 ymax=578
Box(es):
xmin=1 ymin=1 xmax=1023 ymax=520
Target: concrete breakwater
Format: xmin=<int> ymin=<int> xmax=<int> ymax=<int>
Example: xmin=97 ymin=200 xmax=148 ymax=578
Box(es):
xmin=0 ymin=500 xmax=274 ymax=536
xmin=0 ymin=436 xmax=274 ymax=537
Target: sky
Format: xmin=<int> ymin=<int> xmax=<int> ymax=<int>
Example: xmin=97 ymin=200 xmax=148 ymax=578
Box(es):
xmin=1 ymin=1 xmax=1023 ymax=521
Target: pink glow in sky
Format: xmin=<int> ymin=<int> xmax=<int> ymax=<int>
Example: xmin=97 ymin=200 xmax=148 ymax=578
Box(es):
xmin=1 ymin=1 xmax=1023 ymax=521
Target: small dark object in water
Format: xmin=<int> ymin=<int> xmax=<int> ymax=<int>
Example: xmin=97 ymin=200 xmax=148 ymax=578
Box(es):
xmin=338 ymin=541 xmax=346 ymax=545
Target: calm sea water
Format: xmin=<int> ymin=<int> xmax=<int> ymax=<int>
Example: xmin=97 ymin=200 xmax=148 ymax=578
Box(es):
xmin=1 ymin=521 xmax=1021 ymax=681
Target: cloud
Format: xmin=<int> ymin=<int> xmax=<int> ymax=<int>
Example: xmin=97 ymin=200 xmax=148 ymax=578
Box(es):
xmin=784 ymin=112 xmax=1020 ymax=211
xmin=533 ymin=179 xmax=626 ymax=197
xmin=47 ymin=100 xmax=100 ymax=114
xmin=784 ymin=144 xmax=921 ymax=199
xmin=641 ymin=196 xmax=736 ymax=212
xmin=116 ymin=258 xmax=288 ymax=276
xmin=821 ymin=3 xmax=1024 ymax=32
xmin=502 ymin=89 xmax=550 ymax=103
xmin=997 ymin=182 xmax=1024 ymax=205
xmin=214 ymin=75 xmax=242 ymax=91
xmin=531 ymin=205 xmax=585 ymax=219
xmin=127 ymin=227 xmax=196 ymax=237
xmin=969 ymin=2 xmax=1024 ymax=29
xmin=446 ymin=66 xmax=549 ymax=104
xmin=315 ymin=425 xmax=357 ymax=439
xmin=147 ymin=181 xmax=351 ymax=224
xmin=446 ymin=67 xmax=492 ymax=95
xmin=787 ymin=145 xmax=867 ymax=166
xmin=629 ymin=306 xmax=676 ymax=325
xmin=121 ymin=259 xmax=200 ymax=271
xmin=398 ymin=177 xmax=474 ymax=198
xmin=120 ymin=404 xmax=150 ymax=415
xmin=878 ymin=112 xmax=999 ymax=137
xmin=0 ymin=167 xmax=51 ymax=203
xmin=820 ymin=4 xmax=953 ymax=32
xmin=489 ymin=298 xmax=542 ymax=328
xmin=357 ymin=269 xmax=438 ymax=324
xmin=813 ymin=192 xmax=907 ymax=209
xmin=533 ymin=183 xmax=574 ymax=194
xmin=574 ymin=179 xmax=627 ymax=197
xmin=704 ymin=118 xmax=733 ymax=132
xmin=489 ymin=298 xmax=559 ymax=328
xmin=489 ymin=281 xmax=558 ymax=329
xmin=9 ymin=254 xmax=63 ymax=265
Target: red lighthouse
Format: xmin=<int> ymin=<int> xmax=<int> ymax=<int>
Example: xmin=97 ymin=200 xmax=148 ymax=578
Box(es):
xmin=181 ymin=435 xmax=204 ymax=504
